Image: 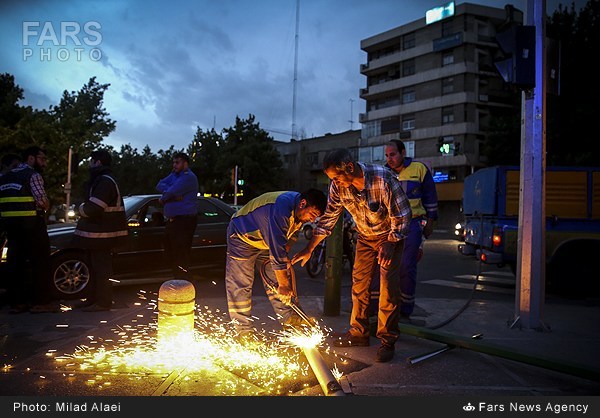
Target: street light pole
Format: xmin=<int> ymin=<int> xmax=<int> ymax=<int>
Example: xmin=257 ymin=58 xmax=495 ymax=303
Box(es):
xmin=233 ymin=165 xmax=238 ymax=206
xmin=65 ymin=146 xmax=73 ymax=220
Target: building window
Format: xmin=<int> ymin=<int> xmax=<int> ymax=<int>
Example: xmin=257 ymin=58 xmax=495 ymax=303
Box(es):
xmin=362 ymin=120 xmax=381 ymax=138
xmin=306 ymin=152 xmax=318 ymax=167
xmin=372 ymin=145 xmax=385 ymax=163
xmin=381 ymin=116 xmax=400 ymax=134
xmin=442 ymin=51 xmax=454 ymax=66
xmin=442 ymin=107 xmax=454 ymax=125
xmin=404 ymin=140 xmax=415 ymax=158
xmin=441 ymin=20 xmax=453 ymax=37
xmin=359 ymin=145 xmax=386 ymax=163
xmin=371 ymin=96 xmax=400 ymax=111
xmin=402 ymin=115 xmax=415 ymax=130
xmin=402 ymin=87 xmax=415 ymax=103
xmin=402 ymin=32 xmax=415 ymax=50
xmin=442 ymin=77 xmax=454 ymax=95
xmin=359 ymin=147 xmax=372 ymax=163
xmin=402 ymin=59 xmax=415 ymax=77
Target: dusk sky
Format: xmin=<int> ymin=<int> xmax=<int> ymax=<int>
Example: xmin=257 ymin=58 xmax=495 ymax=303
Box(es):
xmin=0 ymin=0 xmax=586 ymax=153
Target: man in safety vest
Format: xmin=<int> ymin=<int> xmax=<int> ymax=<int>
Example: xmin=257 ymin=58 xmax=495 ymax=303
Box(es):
xmin=0 ymin=146 xmax=59 ymax=314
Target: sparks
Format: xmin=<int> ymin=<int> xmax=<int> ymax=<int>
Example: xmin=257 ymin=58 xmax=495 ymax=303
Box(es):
xmin=54 ymin=291 xmax=330 ymax=395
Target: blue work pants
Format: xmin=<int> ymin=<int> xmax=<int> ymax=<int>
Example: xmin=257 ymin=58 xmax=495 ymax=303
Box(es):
xmin=225 ymin=224 xmax=293 ymax=333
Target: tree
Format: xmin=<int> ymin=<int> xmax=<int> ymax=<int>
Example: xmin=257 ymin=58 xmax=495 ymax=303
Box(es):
xmin=0 ymin=73 xmax=26 ymax=131
xmin=0 ymin=75 xmax=117 ymax=205
xmin=546 ymin=0 xmax=600 ymax=165
xmin=218 ymin=115 xmax=284 ymax=203
xmin=188 ymin=127 xmax=224 ymax=196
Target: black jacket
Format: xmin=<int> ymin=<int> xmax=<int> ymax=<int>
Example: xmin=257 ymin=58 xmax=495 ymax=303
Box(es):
xmin=72 ymin=166 xmax=128 ymax=250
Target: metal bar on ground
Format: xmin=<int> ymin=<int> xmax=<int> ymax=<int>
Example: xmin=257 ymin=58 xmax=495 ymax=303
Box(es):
xmin=399 ymin=323 xmax=600 ymax=382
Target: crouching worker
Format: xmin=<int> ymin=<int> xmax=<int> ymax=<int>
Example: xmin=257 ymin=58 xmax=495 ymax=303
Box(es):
xmin=225 ymin=189 xmax=327 ymax=340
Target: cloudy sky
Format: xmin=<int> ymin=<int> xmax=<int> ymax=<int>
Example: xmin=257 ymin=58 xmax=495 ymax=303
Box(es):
xmin=0 ymin=0 xmax=585 ymax=153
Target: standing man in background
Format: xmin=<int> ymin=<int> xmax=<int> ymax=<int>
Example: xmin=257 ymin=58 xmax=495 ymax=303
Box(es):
xmin=383 ymin=139 xmax=438 ymax=322
xmin=73 ymin=149 xmax=128 ymax=312
xmin=0 ymin=146 xmax=58 ymax=313
xmin=156 ymin=152 xmax=199 ymax=280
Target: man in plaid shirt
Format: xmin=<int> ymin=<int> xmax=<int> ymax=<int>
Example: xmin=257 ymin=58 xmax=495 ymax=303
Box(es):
xmin=292 ymin=148 xmax=411 ymax=363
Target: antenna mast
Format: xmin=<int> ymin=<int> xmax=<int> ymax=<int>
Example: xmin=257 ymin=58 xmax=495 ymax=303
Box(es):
xmin=291 ymin=0 xmax=300 ymax=140
xmin=348 ymin=98 xmax=355 ymax=130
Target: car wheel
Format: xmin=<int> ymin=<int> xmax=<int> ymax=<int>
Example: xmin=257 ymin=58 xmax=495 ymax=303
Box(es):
xmin=50 ymin=251 xmax=92 ymax=300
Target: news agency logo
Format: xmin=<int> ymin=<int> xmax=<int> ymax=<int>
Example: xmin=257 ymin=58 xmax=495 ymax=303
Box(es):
xmin=463 ymin=403 xmax=475 ymax=412
xmin=22 ymin=21 xmax=102 ymax=62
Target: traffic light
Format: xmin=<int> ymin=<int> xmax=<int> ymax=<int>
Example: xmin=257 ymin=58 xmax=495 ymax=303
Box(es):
xmin=237 ymin=167 xmax=244 ymax=186
xmin=230 ymin=167 xmax=235 ymax=186
xmin=494 ymin=24 xmax=535 ymax=89
xmin=438 ymin=137 xmax=457 ymax=155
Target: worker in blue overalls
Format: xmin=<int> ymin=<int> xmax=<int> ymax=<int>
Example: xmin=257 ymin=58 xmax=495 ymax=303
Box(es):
xmin=225 ymin=189 xmax=327 ymax=338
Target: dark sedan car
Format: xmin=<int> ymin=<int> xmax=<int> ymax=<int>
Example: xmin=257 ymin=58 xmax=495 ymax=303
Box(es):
xmin=1 ymin=194 xmax=235 ymax=300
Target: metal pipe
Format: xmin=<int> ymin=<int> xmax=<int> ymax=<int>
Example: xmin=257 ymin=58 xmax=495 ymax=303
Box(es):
xmin=324 ymin=216 xmax=343 ymax=316
xmin=302 ymin=346 xmax=346 ymax=396
xmin=399 ymin=323 xmax=600 ymax=382
xmin=407 ymin=345 xmax=454 ymax=365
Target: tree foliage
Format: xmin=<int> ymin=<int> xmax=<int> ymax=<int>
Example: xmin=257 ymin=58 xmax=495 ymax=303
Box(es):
xmin=1 ymin=71 xmax=285 ymax=211
xmin=546 ymin=0 xmax=600 ymax=165
xmin=0 ymin=75 xmax=116 ymax=205
xmin=218 ymin=114 xmax=284 ymax=203
xmin=188 ymin=127 xmax=225 ymax=196
xmin=483 ymin=0 xmax=599 ymax=167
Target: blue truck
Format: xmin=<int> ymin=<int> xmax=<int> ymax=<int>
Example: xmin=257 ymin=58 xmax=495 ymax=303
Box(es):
xmin=457 ymin=165 xmax=600 ymax=297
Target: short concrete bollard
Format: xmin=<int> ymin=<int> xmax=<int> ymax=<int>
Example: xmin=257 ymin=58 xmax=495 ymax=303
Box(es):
xmin=157 ymin=279 xmax=196 ymax=345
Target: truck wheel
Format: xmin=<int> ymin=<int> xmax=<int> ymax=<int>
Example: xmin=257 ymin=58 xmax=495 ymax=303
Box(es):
xmin=50 ymin=251 xmax=92 ymax=300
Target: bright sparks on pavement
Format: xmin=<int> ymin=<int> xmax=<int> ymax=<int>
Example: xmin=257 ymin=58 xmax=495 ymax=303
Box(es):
xmin=52 ymin=291 xmax=342 ymax=395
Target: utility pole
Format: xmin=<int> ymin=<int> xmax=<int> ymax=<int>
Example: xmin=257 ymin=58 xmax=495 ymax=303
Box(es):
xmin=233 ymin=165 xmax=238 ymax=206
xmin=348 ymin=98 xmax=355 ymax=130
xmin=291 ymin=0 xmax=300 ymax=140
xmin=511 ymin=0 xmax=548 ymax=331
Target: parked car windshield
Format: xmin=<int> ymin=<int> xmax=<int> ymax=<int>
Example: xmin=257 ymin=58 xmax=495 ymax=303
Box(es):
xmin=123 ymin=195 xmax=149 ymax=211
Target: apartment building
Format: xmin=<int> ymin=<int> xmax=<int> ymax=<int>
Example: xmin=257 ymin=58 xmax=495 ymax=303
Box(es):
xmin=274 ymin=2 xmax=522 ymax=227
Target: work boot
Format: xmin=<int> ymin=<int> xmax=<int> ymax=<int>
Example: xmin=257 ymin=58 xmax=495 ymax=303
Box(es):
xmin=375 ymin=342 xmax=395 ymax=363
